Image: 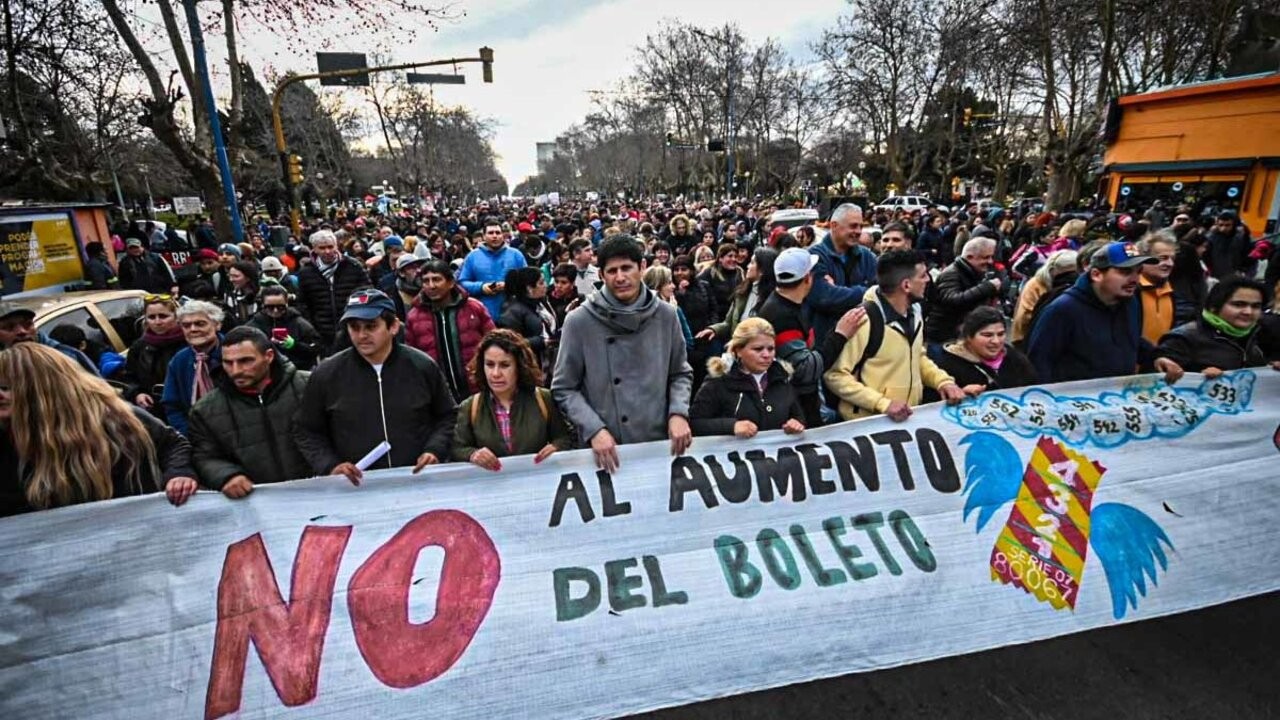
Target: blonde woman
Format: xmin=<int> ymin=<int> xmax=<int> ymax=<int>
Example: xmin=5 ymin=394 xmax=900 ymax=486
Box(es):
xmin=692 ymin=244 xmax=716 ymax=273
xmin=0 ymin=343 xmax=198 ymax=517
xmin=643 ymin=265 xmax=694 ymax=347
xmin=688 ymin=317 xmax=805 ymax=438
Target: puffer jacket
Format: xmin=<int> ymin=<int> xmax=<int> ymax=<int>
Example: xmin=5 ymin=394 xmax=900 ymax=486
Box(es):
xmin=1155 ymin=316 xmax=1275 ymax=373
xmin=188 ymin=355 xmax=312 ymax=488
xmin=456 ymin=244 xmax=527 ymax=320
xmin=698 ymin=265 xmax=743 ymax=323
xmin=689 ymin=359 xmax=803 ymax=437
xmin=551 ymin=285 xmax=693 ymax=445
xmin=926 ymin=258 xmax=999 ymax=343
xmin=404 ymin=287 xmax=495 ymax=402
xmin=295 ymin=257 xmax=372 ymax=348
xmin=498 ymin=296 xmax=549 ymax=355
xmin=247 ymin=307 xmax=323 ymax=370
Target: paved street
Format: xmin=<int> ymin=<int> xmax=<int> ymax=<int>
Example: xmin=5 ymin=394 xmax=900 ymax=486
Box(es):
xmin=645 ymin=592 xmax=1279 ymax=719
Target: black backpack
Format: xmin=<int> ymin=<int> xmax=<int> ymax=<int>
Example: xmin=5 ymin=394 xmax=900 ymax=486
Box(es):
xmin=850 ymin=300 xmax=886 ymax=381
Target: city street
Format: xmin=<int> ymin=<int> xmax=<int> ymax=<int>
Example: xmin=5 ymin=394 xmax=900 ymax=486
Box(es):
xmin=648 ymin=592 xmax=1279 ymax=719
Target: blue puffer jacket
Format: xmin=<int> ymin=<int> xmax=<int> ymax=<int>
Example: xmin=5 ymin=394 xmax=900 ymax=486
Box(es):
xmin=807 ymin=236 xmax=878 ymax=342
xmin=457 ymin=244 xmax=527 ymax=320
xmin=1026 ymin=274 xmax=1153 ymax=383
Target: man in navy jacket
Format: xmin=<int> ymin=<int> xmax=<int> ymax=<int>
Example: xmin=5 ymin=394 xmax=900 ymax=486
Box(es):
xmin=807 ymin=203 xmax=878 ymax=343
xmin=1028 ymin=242 xmax=1183 ymax=384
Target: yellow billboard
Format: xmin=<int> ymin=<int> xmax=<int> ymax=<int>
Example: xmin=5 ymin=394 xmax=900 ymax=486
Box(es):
xmin=0 ymin=212 xmax=85 ymax=295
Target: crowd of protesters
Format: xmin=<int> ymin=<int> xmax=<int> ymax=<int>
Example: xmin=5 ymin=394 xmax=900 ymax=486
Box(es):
xmin=1 ymin=193 xmax=1277 ymax=518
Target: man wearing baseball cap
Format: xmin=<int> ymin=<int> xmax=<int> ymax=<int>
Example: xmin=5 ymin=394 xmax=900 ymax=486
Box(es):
xmin=0 ymin=302 xmax=99 ymax=374
xmin=293 ymin=288 xmax=457 ymax=486
xmin=1028 ymin=241 xmax=1183 ymax=384
xmin=756 ymin=247 xmax=867 ymax=427
xmin=118 ymin=236 xmax=179 ymax=296
xmin=379 ymin=252 xmax=426 ymax=321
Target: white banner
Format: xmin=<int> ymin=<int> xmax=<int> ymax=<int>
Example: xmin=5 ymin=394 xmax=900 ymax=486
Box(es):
xmin=1 ymin=372 xmax=1278 ymax=719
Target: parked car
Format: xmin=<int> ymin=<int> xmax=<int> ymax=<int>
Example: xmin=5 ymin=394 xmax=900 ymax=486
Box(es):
xmin=875 ymin=193 xmax=947 ymax=212
xmin=19 ymin=290 xmax=149 ymax=354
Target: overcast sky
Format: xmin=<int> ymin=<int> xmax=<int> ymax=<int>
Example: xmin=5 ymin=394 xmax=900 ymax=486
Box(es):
xmin=194 ymin=0 xmax=839 ymax=187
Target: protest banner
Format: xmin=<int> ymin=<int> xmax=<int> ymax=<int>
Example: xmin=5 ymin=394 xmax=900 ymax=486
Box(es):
xmin=0 ymin=371 xmax=1277 ymax=719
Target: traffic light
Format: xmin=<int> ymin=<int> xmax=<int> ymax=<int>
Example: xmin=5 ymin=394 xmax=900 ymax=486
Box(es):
xmin=963 ymin=107 xmax=973 ymax=127
xmin=480 ymin=47 xmax=494 ymax=83
xmin=288 ymin=154 xmax=304 ymax=185
xmin=707 ymin=139 xmax=725 ymax=152
xmin=666 ymin=132 xmax=675 ymax=146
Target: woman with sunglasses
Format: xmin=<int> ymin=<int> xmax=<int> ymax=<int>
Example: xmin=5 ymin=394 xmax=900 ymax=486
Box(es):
xmin=123 ymin=294 xmax=186 ymax=415
xmin=247 ymin=285 xmax=322 ymax=370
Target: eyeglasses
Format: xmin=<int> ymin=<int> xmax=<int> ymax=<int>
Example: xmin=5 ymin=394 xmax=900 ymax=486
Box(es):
xmin=263 ymin=305 xmax=288 ymax=313
xmin=143 ymin=294 xmax=173 ymax=302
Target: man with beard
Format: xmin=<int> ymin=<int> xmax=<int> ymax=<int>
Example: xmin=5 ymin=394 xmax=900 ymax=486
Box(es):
xmin=380 ymin=253 xmax=426 ymax=321
xmin=188 ymin=326 xmax=311 ymax=497
xmin=825 ymin=250 xmax=965 ymax=422
xmin=1028 ymin=242 xmax=1184 ymax=383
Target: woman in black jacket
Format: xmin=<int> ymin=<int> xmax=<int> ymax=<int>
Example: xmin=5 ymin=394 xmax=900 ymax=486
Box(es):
xmin=0 ymin=343 xmax=197 ymax=518
xmin=690 ymin=318 xmax=806 ymax=438
xmin=124 ymin=294 xmax=187 ymax=415
xmin=247 ymin=285 xmax=323 ymax=370
xmin=927 ymin=306 xmax=1038 ymax=402
xmin=1156 ymin=277 xmax=1279 ymax=375
xmin=498 ymin=267 xmax=556 ymax=370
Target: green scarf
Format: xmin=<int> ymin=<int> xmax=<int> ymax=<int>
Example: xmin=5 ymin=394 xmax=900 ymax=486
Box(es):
xmin=1202 ymin=309 xmax=1253 ymax=339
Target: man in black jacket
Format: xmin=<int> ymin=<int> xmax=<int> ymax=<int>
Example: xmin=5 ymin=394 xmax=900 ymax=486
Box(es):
xmin=925 ymin=237 xmax=1002 ymax=344
xmin=293 ymin=289 xmax=457 ymax=485
xmin=296 ymin=229 xmax=372 ymax=353
xmin=117 ymin=238 xmax=178 ymax=295
xmin=189 ymin=326 xmax=312 ymax=498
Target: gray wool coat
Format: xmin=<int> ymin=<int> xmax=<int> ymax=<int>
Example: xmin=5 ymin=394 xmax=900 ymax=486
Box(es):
xmin=552 ymin=286 xmax=693 ymax=446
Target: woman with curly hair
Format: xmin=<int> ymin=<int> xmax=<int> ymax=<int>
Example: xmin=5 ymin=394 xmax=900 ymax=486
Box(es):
xmin=452 ymin=329 xmax=573 ymax=471
xmin=0 ymin=343 xmax=198 ymax=517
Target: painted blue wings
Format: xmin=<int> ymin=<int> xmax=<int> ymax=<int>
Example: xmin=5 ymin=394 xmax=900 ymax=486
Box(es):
xmin=958 ymin=432 xmax=1024 ymax=533
xmin=1091 ymin=503 xmax=1174 ymax=620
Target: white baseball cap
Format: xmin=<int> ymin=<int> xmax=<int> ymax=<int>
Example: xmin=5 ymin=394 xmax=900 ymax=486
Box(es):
xmin=774 ymin=247 xmax=819 ymax=284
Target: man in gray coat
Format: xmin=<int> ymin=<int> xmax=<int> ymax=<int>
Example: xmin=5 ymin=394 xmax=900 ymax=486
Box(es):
xmin=552 ymin=235 xmax=694 ymax=473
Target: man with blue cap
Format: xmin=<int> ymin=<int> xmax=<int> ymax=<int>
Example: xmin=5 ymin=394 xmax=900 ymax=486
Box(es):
xmin=293 ymin=288 xmax=457 ymax=486
xmin=1028 ymin=241 xmax=1184 ymax=384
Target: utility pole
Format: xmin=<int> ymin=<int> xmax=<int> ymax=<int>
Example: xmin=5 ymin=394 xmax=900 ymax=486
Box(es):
xmin=273 ymin=48 xmax=494 ymax=236
xmin=691 ymin=27 xmax=735 ymax=200
xmin=181 ymin=0 xmax=245 ymax=243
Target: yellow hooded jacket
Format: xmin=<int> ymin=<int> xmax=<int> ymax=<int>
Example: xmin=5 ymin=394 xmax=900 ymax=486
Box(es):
xmin=823 ymin=293 xmax=957 ymax=420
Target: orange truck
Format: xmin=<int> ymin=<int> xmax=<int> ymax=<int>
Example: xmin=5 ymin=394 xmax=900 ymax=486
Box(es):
xmin=1102 ymin=71 xmax=1280 ymax=237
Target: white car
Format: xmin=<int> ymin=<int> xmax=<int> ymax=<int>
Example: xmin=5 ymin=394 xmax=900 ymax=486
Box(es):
xmin=766 ymin=208 xmax=819 ymax=231
xmin=873 ymin=195 xmax=934 ymax=213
